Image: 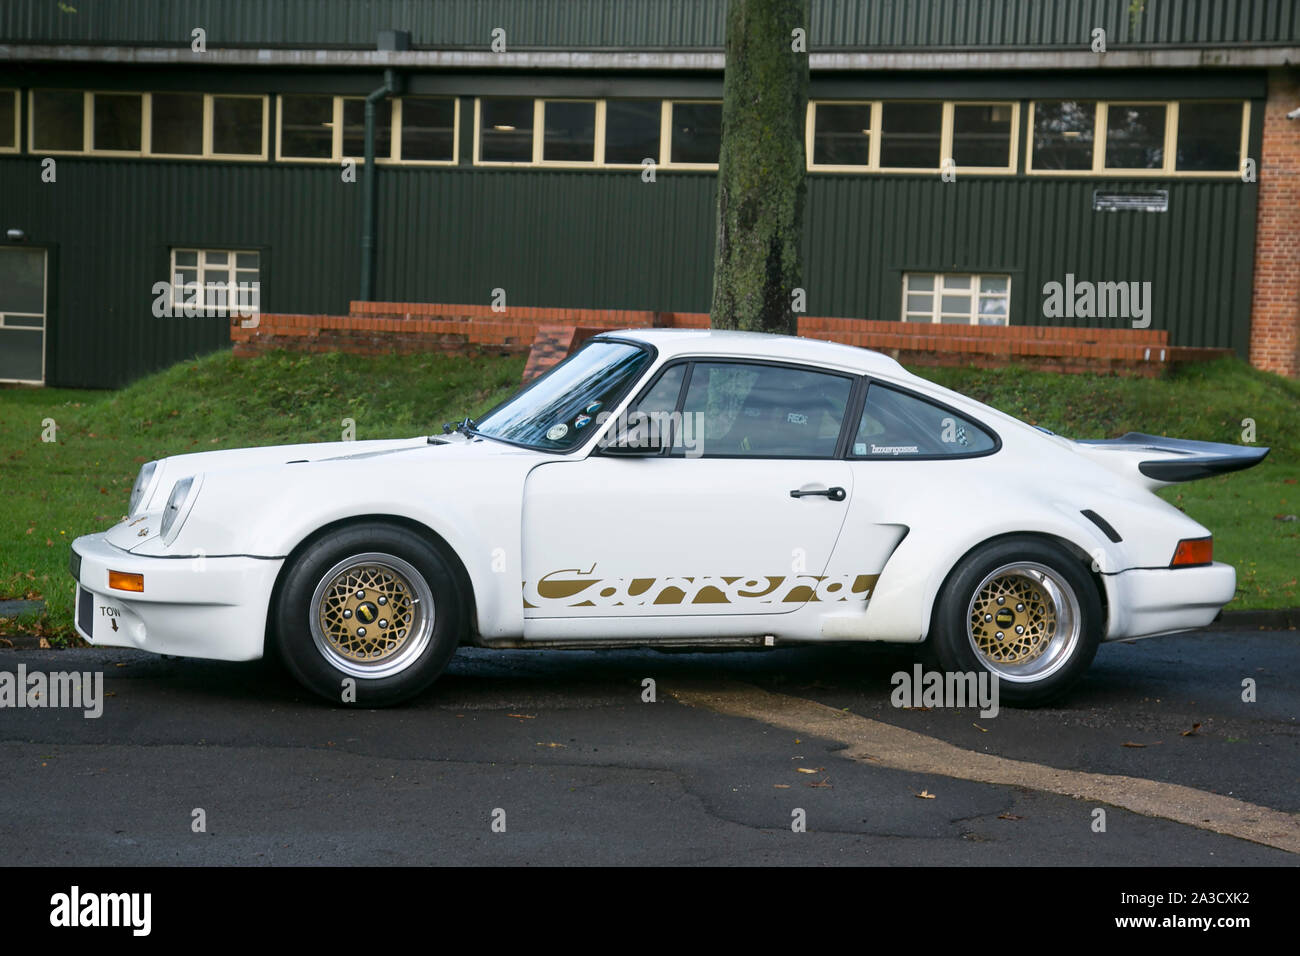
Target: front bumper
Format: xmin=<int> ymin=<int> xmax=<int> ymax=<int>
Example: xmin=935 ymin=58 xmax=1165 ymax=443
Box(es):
xmin=1103 ymin=561 xmax=1237 ymax=641
xmin=69 ymin=532 xmax=283 ymax=661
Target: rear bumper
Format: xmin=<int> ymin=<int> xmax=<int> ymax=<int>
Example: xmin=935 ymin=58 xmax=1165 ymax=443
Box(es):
xmin=69 ymin=532 xmax=282 ymax=661
xmin=1104 ymin=561 xmax=1236 ymax=641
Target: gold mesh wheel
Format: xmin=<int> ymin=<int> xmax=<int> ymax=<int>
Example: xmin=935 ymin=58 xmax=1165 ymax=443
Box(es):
xmin=965 ymin=562 xmax=1080 ymax=682
xmin=309 ymin=552 xmax=435 ymax=680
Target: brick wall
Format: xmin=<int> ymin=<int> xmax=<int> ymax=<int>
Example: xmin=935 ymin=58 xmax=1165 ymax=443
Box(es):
xmin=1248 ymin=68 xmax=1300 ymax=378
xmin=231 ymin=301 xmax=1231 ymax=381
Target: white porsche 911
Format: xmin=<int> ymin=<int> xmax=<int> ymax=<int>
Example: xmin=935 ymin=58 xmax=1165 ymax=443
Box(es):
xmin=70 ymin=329 xmax=1267 ymax=706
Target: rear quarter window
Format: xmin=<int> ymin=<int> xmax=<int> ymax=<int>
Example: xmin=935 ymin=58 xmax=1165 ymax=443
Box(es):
xmin=852 ymin=383 xmax=997 ymax=458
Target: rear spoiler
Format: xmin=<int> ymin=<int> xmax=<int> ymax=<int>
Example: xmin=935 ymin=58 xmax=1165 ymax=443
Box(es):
xmin=1076 ymin=432 xmax=1270 ymax=483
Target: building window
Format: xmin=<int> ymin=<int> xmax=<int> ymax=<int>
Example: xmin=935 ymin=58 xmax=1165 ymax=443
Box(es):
xmin=809 ymin=101 xmax=873 ymax=168
xmin=278 ymin=95 xmax=333 ymax=159
xmin=170 ymin=249 xmax=260 ymax=315
xmin=879 ymin=102 xmax=943 ymax=169
xmin=603 ymin=99 xmax=660 ymax=166
xmin=397 ymin=96 xmax=457 ymax=163
xmin=477 ymin=98 xmax=534 ymax=163
xmin=1029 ymin=99 xmax=1245 ymax=177
xmin=668 ymin=101 xmax=722 ymax=166
xmin=1176 ymin=101 xmax=1245 ymax=171
xmin=541 ymin=100 xmax=597 ymax=163
xmin=278 ymin=95 xmax=390 ymax=163
xmin=212 ymin=95 xmax=266 ymax=157
xmin=1029 ymin=100 xmax=1096 ymax=171
xmin=1104 ymin=103 xmax=1166 ymax=170
xmin=150 ymin=92 xmax=203 ymax=155
xmin=92 ymin=92 xmax=142 ymax=152
xmin=341 ymin=97 xmax=392 ymax=160
xmin=951 ymin=103 xmax=1015 ymax=170
xmin=903 ymin=273 xmax=1010 ymax=326
xmin=31 ymin=89 xmax=85 ymax=152
xmin=0 ymin=90 xmax=17 ymax=152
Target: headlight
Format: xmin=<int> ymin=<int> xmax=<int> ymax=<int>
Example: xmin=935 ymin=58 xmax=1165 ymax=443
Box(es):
xmin=160 ymin=476 xmax=200 ymax=544
xmin=128 ymin=461 xmax=158 ymax=516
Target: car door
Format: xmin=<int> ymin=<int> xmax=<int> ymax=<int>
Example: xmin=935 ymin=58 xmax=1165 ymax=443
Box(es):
xmin=521 ymin=359 xmax=860 ymax=626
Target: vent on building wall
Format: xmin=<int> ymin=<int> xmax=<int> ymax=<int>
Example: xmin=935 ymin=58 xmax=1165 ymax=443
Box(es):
xmin=1093 ymin=190 xmax=1169 ymax=213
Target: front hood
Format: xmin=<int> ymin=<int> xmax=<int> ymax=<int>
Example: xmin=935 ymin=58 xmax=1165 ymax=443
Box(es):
xmin=137 ymin=435 xmax=434 ymax=509
xmin=111 ymin=433 xmax=537 ymax=553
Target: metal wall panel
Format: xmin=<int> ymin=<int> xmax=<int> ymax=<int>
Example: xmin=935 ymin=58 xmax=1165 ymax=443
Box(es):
xmin=0 ymin=151 xmax=1255 ymax=388
xmin=2 ymin=0 xmax=1296 ymax=48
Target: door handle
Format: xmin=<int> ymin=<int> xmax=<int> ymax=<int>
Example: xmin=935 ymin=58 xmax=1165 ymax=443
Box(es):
xmin=789 ymin=486 xmax=847 ymax=501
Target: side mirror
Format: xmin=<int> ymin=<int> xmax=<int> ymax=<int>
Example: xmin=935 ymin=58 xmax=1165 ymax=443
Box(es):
xmin=597 ymin=422 xmax=665 ymax=456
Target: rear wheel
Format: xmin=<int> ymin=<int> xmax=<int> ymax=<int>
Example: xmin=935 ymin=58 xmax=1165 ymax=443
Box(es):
xmin=275 ymin=523 xmax=465 ymax=706
xmin=927 ymin=536 xmax=1101 ymax=706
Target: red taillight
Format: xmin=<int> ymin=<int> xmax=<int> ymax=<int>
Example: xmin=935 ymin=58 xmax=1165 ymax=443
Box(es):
xmin=1170 ymin=538 xmax=1213 ymax=568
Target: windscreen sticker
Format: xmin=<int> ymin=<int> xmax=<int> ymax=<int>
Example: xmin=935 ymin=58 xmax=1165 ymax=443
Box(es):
xmin=871 ymin=444 xmax=919 ymax=455
xmin=574 ymin=414 xmax=592 ymax=429
xmin=546 ymin=423 xmax=569 ymax=441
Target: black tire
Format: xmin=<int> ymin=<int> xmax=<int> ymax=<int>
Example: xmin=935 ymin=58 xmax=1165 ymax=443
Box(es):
xmin=274 ymin=522 xmax=465 ymax=706
xmin=926 ymin=535 xmax=1102 ymax=707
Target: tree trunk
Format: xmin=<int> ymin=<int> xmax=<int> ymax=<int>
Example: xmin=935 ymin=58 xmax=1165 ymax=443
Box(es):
xmin=709 ymin=0 xmax=809 ymax=334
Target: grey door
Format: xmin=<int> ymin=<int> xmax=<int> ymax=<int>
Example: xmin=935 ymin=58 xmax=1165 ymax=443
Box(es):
xmin=0 ymin=246 xmax=48 ymax=384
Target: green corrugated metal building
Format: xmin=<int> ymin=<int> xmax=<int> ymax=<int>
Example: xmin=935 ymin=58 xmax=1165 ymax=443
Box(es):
xmin=1 ymin=0 xmax=1297 ymax=386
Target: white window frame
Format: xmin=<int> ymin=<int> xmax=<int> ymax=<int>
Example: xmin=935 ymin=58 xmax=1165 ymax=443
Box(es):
xmin=537 ymin=98 xmax=600 ymax=167
xmin=902 ymin=272 xmax=1012 ymax=326
xmin=662 ymin=99 xmax=723 ymax=170
xmin=807 ymin=100 xmax=1018 ymax=174
xmin=168 ymin=248 xmax=261 ymax=315
xmin=28 ymin=89 xmax=91 ymax=155
xmin=276 ymin=94 xmax=395 ymax=165
xmin=203 ymin=93 xmax=270 ymax=161
xmin=805 ymin=100 xmax=879 ymax=172
xmin=392 ymin=96 xmax=459 ymax=165
xmin=27 ymin=90 xmax=268 ymax=160
xmin=473 ymin=97 xmax=670 ymax=170
xmin=472 ymin=96 xmax=539 ymax=167
xmin=0 ymin=89 xmax=18 ymax=153
xmin=1026 ymin=99 xmax=1250 ymax=178
xmin=946 ymin=101 xmax=1020 ymax=174
xmin=601 ymin=98 xmax=663 ymax=168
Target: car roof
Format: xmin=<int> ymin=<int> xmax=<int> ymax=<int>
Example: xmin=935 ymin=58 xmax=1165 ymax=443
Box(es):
xmin=595 ymin=327 xmax=907 ymax=376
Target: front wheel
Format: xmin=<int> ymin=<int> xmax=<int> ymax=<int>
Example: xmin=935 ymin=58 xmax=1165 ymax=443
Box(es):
xmin=274 ymin=523 xmax=465 ymax=706
xmin=927 ymin=536 xmax=1102 ymax=707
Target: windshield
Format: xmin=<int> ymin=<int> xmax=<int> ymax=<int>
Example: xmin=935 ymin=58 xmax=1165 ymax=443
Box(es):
xmin=474 ymin=340 xmax=652 ymax=451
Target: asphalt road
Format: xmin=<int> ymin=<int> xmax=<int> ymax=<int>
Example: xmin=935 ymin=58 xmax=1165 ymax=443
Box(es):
xmin=0 ymin=628 xmax=1295 ymax=865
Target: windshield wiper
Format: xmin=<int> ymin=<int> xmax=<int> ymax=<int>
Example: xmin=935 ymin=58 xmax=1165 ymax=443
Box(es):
xmin=440 ymin=416 xmax=479 ymax=438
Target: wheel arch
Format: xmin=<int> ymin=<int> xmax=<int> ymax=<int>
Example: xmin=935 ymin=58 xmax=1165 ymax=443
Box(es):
xmin=264 ymin=513 xmax=480 ymax=656
xmin=923 ymin=530 xmax=1107 ymax=644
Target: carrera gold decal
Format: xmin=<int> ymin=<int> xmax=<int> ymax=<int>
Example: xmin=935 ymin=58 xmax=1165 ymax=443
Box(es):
xmin=523 ymin=567 xmax=879 ymax=609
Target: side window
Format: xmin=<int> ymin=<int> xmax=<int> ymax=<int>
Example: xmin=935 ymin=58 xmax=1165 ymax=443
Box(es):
xmin=853 ymin=384 xmax=996 ymax=458
xmin=681 ymin=362 xmax=851 ymax=458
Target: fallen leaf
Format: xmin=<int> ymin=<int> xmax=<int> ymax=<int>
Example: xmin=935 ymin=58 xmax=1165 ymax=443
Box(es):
xmin=998 ymin=813 xmax=1023 ymax=821
xmin=773 ymin=784 xmax=791 ymax=789
xmin=1180 ymin=723 xmax=1203 ymax=737
xmin=916 ymin=790 xmax=936 ymax=799
xmin=808 ymin=778 xmax=833 ymax=789
xmin=972 ymin=723 xmax=988 ymax=733
xmin=1121 ymin=741 xmax=1146 ymax=748
xmin=536 ymin=742 xmax=566 ymax=748
xmin=38 ymin=637 xmax=50 ymax=648
xmin=506 ymin=714 xmax=536 ymax=720
xmin=796 ymin=767 xmax=823 ymax=774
